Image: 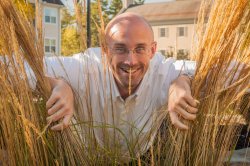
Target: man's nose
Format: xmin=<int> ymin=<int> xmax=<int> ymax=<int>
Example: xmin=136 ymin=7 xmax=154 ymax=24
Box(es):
xmin=127 ymin=50 xmax=137 ymax=65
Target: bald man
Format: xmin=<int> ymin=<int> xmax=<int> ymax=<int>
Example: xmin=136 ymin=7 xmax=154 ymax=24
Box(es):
xmin=45 ymin=12 xmax=198 ymax=158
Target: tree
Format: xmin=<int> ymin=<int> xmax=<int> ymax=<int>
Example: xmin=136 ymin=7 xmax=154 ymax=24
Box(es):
xmin=134 ymin=0 xmax=145 ymax=5
xmin=89 ymin=0 xmax=123 ymax=47
xmin=107 ymin=0 xmax=122 ymax=19
xmin=90 ymin=0 xmax=110 ymax=47
xmin=61 ymin=7 xmax=80 ymax=56
xmin=61 ymin=27 xmax=81 ymax=56
xmin=14 ymin=0 xmax=35 ymax=20
xmin=61 ymin=8 xmax=75 ymax=29
xmin=62 ymin=0 xmax=124 ymax=52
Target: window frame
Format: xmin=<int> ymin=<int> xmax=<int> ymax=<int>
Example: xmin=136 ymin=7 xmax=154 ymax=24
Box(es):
xmin=159 ymin=27 xmax=169 ymax=38
xmin=44 ymin=38 xmax=57 ymax=54
xmin=177 ymin=27 xmax=188 ymax=37
xmin=44 ymin=7 xmax=57 ymax=24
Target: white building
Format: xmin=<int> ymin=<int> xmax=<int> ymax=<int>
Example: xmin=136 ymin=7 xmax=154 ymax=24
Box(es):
xmin=30 ymin=0 xmax=64 ymax=56
xmin=122 ymin=0 xmax=201 ymax=59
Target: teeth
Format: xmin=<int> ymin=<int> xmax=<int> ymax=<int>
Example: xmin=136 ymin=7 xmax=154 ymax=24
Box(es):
xmin=121 ymin=68 xmax=138 ymax=73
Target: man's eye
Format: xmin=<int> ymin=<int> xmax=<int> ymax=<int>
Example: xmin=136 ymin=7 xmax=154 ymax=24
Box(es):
xmin=114 ymin=48 xmax=126 ymax=54
xmin=135 ymin=47 xmax=146 ymax=53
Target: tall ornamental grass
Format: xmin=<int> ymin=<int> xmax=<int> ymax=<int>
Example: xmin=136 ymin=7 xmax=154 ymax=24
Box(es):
xmin=0 ymin=0 xmax=87 ymax=165
xmin=162 ymin=0 xmax=250 ymax=165
xmin=0 ymin=0 xmax=249 ymax=165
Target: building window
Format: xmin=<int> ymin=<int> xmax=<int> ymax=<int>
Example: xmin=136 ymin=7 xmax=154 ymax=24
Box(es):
xmin=159 ymin=28 xmax=169 ymax=37
xmin=177 ymin=27 xmax=188 ymax=37
xmin=45 ymin=38 xmax=56 ymax=53
xmin=44 ymin=8 xmax=57 ymax=24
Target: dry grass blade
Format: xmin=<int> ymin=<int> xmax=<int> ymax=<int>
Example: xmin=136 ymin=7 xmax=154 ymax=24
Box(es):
xmin=73 ymin=0 xmax=87 ymax=51
xmin=72 ymin=0 xmax=250 ymax=165
xmin=0 ymin=0 xmax=89 ymax=165
xmin=0 ymin=0 xmax=249 ymax=165
xmin=0 ymin=0 xmax=50 ymax=97
xmin=163 ymin=0 xmax=250 ymax=165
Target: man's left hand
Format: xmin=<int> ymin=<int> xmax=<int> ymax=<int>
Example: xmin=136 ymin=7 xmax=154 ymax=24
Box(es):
xmin=168 ymin=75 xmax=199 ymax=130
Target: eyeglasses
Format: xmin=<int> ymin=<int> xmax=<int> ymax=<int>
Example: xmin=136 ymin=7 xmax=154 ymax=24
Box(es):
xmin=109 ymin=46 xmax=151 ymax=57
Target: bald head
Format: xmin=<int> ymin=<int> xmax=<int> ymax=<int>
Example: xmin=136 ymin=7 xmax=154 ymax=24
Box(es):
xmin=104 ymin=13 xmax=157 ymax=98
xmin=105 ymin=12 xmax=154 ymax=43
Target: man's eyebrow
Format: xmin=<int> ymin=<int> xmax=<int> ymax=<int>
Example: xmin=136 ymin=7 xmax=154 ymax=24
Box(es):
xmin=112 ymin=43 xmax=148 ymax=47
xmin=113 ymin=43 xmax=126 ymax=47
xmin=136 ymin=43 xmax=147 ymax=47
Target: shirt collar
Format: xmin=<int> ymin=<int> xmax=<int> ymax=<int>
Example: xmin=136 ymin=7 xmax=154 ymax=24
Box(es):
xmin=134 ymin=63 xmax=152 ymax=98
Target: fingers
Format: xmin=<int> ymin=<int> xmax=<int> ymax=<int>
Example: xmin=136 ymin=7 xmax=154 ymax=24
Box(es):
xmin=175 ymin=99 xmax=198 ymax=114
xmin=47 ymin=101 xmax=63 ymax=115
xmin=47 ymin=107 xmax=73 ymax=131
xmin=182 ymin=93 xmax=199 ymax=114
xmin=175 ymin=106 xmax=196 ymax=120
xmin=46 ymin=78 xmax=74 ymax=131
xmin=168 ymin=96 xmax=199 ymax=130
xmin=181 ymin=101 xmax=198 ymax=114
xmin=185 ymin=104 xmax=198 ymax=114
xmin=184 ymin=94 xmax=199 ymax=108
xmin=168 ymin=75 xmax=200 ymax=130
xmin=51 ymin=115 xmax=72 ymax=131
xmin=46 ymin=93 xmax=59 ymax=110
xmin=169 ymin=112 xmax=189 ymax=130
xmin=47 ymin=108 xmax=66 ymax=123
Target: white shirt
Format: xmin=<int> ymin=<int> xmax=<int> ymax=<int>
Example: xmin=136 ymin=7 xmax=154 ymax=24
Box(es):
xmin=44 ymin=48 xmax=195 ymax=160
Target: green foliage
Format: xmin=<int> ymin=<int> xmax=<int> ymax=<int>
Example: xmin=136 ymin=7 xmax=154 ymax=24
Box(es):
xmin=13 ymin=0 xmax=35 ymax=20
xmin=134 ymin=0 xmax=145 ymax=5
xmin=89 ymin=0 xmax=108 ymax=47
xmin=61 ymin=8 xmax=75 ymax=29
xmin=89 ymin=0 xmax=123 ymax=47
xmin=61 ymin=8 xmax=80 ymax=56
xmin=61 ymin=27 xmax=81 ymax=56
xmin=107 ymin=0 xmax=123 ymax=19
xmin=61 ymin=0 xmax=123 ymax=53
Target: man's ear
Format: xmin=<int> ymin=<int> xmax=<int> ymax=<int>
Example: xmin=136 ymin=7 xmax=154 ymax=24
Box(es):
xmin=150 ymin=41 xmax=157 ymax=59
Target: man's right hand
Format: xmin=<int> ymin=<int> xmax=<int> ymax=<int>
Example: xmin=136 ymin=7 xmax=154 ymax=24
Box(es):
xmin=46 ymin=77 xmax=74 ymax=131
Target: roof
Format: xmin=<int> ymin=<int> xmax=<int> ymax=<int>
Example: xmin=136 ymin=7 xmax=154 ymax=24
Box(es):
xmin=42 ymin=0 xmax=64 ymax=6
xmin=124 ymin=0 xmax=201 ymax=24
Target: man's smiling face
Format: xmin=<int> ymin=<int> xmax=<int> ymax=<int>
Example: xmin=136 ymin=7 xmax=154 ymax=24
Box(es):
xmin=105 ymin=14 xmax=157 ymax=97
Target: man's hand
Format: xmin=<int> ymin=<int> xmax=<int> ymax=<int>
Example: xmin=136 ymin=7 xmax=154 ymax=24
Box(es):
xmin=46 ymin=77 xmax=74 ymax=131
xmin=168 ymin=75 xmax=198 ymax=130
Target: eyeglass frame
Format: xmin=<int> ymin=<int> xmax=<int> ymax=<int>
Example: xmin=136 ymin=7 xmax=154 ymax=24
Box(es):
xmin=108 ymin=42 xmax=156 ymax=57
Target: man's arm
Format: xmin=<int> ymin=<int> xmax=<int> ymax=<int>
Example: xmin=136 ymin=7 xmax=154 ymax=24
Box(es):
xmin=46 ymin=77 xmax=74 ymax=131
xmin=168 ymin=75 xmax=198 ymax=130
xmin=42 ymin=54 xmax=84 ymax=131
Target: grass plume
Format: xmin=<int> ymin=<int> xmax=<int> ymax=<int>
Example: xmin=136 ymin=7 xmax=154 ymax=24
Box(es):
xmin=0 ymin=0 xmax=89 ymax=165
xmin=162 ymin=0 xmax=250 ymax=165
xmin=0 ymin=0 xmax=249 ymax=165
